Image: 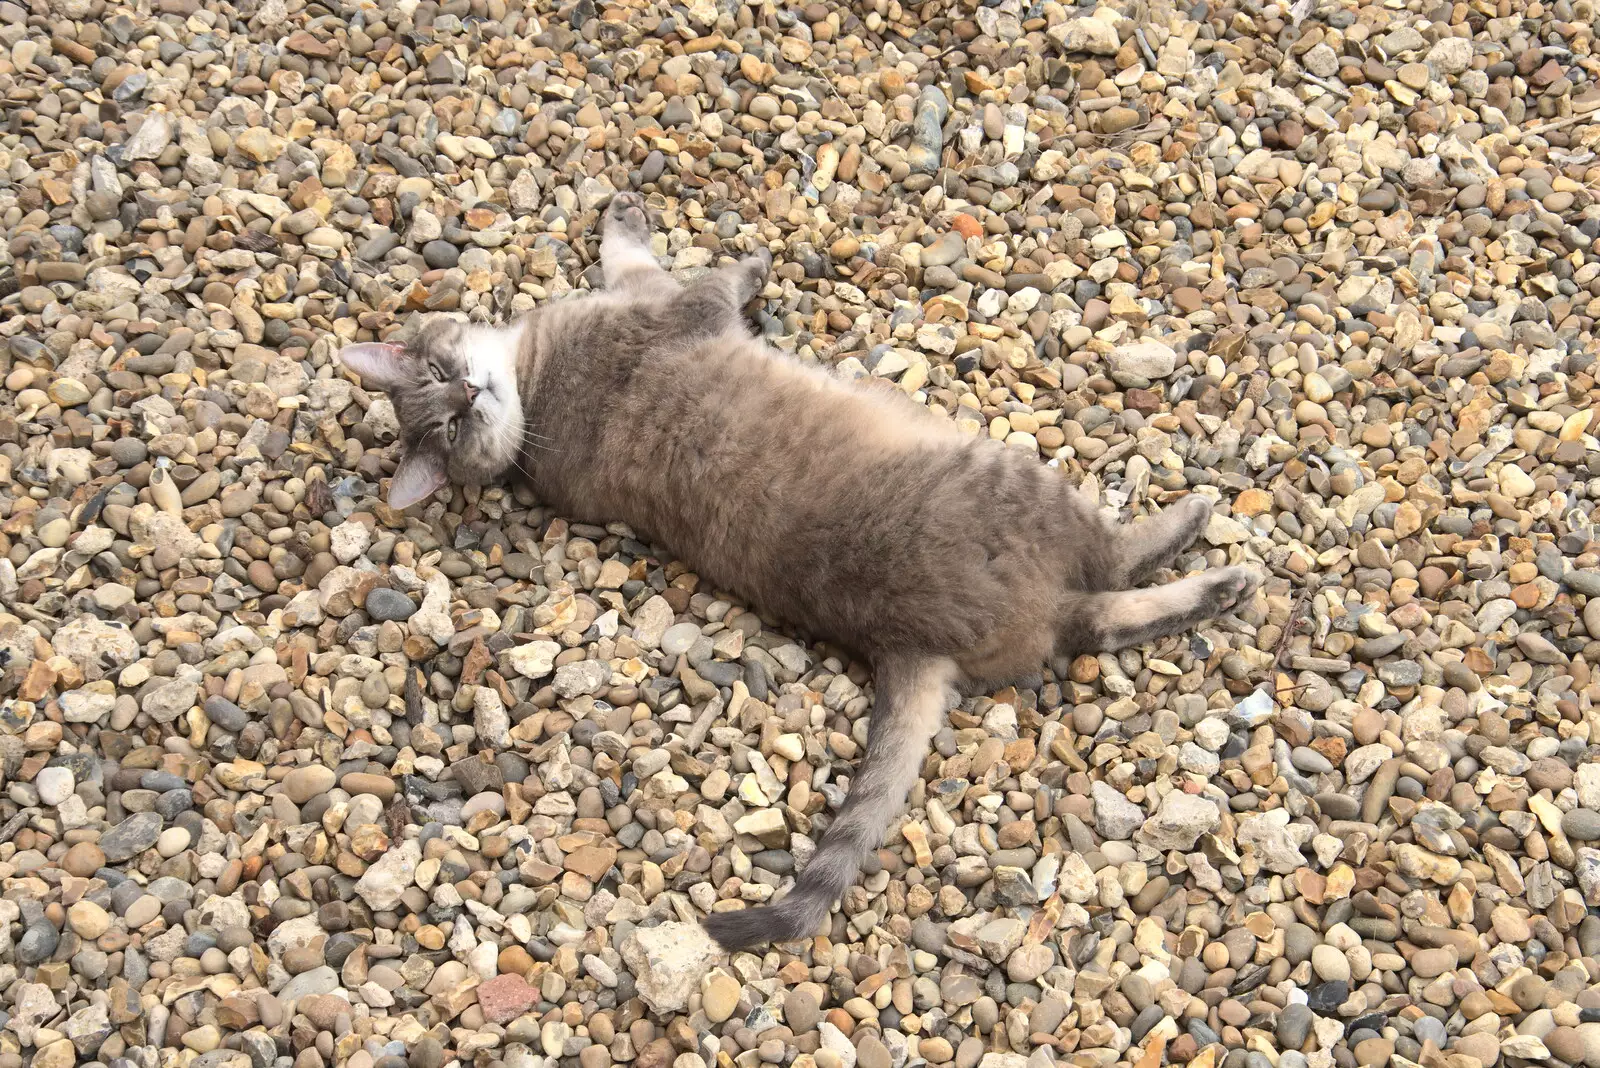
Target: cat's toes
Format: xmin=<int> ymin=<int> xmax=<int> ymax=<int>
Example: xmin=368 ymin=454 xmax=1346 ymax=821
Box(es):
xmin=743 ymin=247 xmax=774 ymax=276
xmin=1201 ymin=565 xmax=1261 ymax=614
xmin=1174 ymin=493 xmax=1214 ymax=544
xmin=736 ymin=250 xmax=773 ymax=302
xmin=604 ymin=191 xmax=650 ymax=241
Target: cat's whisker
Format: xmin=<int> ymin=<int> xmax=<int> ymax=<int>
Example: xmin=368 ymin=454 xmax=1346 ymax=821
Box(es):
xmin=495 ymin=413 xmax=559 ymax=458
xmin=504 ymin=453 xmax=538 ymax=483
xmin=518 ymin=431 xmax=556 ymax=449
xmin=512 ymin=422 xmax=557 ymax=453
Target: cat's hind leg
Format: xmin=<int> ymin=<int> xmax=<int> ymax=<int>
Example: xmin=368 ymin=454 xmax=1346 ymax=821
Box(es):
xmin=1060 ymin=565 xmax=1260 ymax=654
xmin=679 ymin=249 xmax=772 ymax=334
xmin=601 ymin=192 xmax=668 ymax=290
xmin=1111 ymin=494 xmax=1216 ymax=588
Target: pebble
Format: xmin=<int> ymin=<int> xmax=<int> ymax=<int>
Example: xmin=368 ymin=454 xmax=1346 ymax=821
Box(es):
xmin=1565 ymin=809 xmax=1600 ymax=840
xmin=34 ymin=767 xmax=75 ymax=806
xmin=786 ymin=989 xmax=821 ymax=1034
xmin=284 ymin=765 xmax=337 ymax=803
xmin=366 ymin=588 xmax=417 ymax=621
xmin=702 ymin=972 xmax=740 ymax=1024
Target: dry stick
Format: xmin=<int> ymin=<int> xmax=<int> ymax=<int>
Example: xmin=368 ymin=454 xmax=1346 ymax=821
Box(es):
xmin=1298 ymin=72 xmax=1352 ymax=99
xmin=1272 ymin=582 xmax=1316 ymax=673
xmin=1521 ymin=114 xmax=1594 ymax=137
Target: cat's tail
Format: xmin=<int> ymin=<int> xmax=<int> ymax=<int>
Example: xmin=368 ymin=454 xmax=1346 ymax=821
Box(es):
xmin=703 ymin=656 xmax=958 ymax=951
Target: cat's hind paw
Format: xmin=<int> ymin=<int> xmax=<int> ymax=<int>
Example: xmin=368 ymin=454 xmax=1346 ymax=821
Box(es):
xmin=1199 ymin=565 xmax=1261 ymax=615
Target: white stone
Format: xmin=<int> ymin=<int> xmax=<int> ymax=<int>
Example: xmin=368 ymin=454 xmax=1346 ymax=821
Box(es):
xmin=630 ymin=596 xmax=675 ymax=650
xmin=1108 ymin=339 xmax=1178 ymax=379
xmin=619 ymin=922 xmax=722 ymax=1014
xmin=52 ymin=616 xmax=140 ymax=681
xmin=60 ymin=682 xmax=116 ymax=724
xmin=331 ymin=520 xmax=373 ymax=563
xmin=1205 ymin=513 xmax=1251 ymax=545
xmin=1091 ymin=781 xmax=1144 ymax=840
xmin=819 ymin=1023 xmax=858 ymax=1068
xmin=8 ymin=983 xmax=58 ymax=1045
xmin=1138 ymin=791 xmax=1220 ymax=851
xmin=507 ymin=640 xmax=561 ymax=679
xmin=1046 ymin=15 xmax=1120 ymax=54
xmin=1499 ymin=464 xmax=1536 ymax=499
xmin=1426 ymin=36 xmax=1473 ymax=74
xmin=123 ymin=111 xmax=174 ymax=160
xmin=473 ymin=687 xmax=510 ymax=748
xmin=1237 ymin=812 xmax=1307 ymax=874
xmin=141 ymin=676 xmax=199 ymax=724
xmin=355 ymin=840 xmax=421 ymax=911
xmin=408 ymin=570 xmax=456 ymax=645
xmin=553 ymin=660 xmax=608 ymax=697
xmin=35 ymin=767 xmax=75 ymax=807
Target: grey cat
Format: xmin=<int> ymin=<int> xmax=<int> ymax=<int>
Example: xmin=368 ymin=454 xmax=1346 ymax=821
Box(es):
xmin=338 ymin=192 xmax=1262 ymax=951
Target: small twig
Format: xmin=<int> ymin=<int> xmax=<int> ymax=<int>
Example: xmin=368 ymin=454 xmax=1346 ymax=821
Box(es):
xmin=1520 ymin=114 xmax=1592 ymax=138
xmin=811 ymin=67 xmax=859 ymax=124
xmin=1298 ymin=72 xmax=1351 ymax=99
xmin=1272 ymin=583 xmax=1315 ymax=671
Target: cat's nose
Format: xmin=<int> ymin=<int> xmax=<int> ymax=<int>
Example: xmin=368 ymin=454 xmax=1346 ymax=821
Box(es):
xmin=462 ymin=381 xmax=479 ymax=405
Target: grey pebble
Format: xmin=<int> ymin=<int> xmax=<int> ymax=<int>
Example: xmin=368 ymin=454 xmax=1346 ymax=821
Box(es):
xmin=366 ymin=587 xmax=417 ymax=621
xmin=99 ymin=811 xmax=164 ymax=862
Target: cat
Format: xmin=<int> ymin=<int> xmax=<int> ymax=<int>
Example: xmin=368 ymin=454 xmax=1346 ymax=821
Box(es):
xmin=338 ymin=192 xmax=1263 ymax=951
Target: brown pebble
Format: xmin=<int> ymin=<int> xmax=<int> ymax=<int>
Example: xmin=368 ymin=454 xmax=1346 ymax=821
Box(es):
xmin=62 ymin=842 xmax=106 ymax=877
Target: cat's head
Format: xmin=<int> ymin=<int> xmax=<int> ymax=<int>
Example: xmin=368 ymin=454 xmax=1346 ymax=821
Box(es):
xmin=339 ymin=317 xmax=526 ymax=508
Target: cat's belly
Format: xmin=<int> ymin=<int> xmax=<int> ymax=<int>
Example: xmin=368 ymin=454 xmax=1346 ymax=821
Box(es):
xmin=561 ymin=336 xmax=1082 ymax=658
xmin=631 ymin=434 xmax=1066 ymax=656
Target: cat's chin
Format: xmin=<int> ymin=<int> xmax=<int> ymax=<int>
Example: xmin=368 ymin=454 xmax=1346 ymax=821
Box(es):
xmin=450 ymin=449 xmax=520 ymax=487
xmin=475 ymin=385 xmax=528 ymax=465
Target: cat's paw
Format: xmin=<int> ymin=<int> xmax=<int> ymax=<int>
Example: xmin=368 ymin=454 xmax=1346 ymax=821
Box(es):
xmin=1170 ymin=493 xmax=1215 ymax=548
xmin=1198 ymin=565 xmax=1261 ymax=615
xmin=742 ymin=247 xmax=774 ymax=277
xmin=604 ymin=191 xmax=651 ymax=242
xmin=735 ymin=249 xmax=773 ymax=302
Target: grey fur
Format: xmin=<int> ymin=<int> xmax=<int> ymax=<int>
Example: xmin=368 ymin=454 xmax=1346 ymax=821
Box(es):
xmin=338 ymin=192 xmax=1263 ymax=951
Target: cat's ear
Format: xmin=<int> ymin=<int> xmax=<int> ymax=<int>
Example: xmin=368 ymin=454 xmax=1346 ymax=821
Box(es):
xmin=339 ymin=342 xmax=408 ymax=390
xmin=388 ymin=449 xmax=448 ymax=509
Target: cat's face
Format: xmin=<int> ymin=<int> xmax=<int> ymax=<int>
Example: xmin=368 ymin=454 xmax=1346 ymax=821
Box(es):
xmin=338 ymin=317 xmax=526 ymax=508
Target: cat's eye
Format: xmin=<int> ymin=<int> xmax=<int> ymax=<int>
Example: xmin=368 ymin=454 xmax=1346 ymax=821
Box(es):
xmin=430 ymin=363 xmax=446 ymax=382
xmin=447 ymin=418 xmax=459 ymax=443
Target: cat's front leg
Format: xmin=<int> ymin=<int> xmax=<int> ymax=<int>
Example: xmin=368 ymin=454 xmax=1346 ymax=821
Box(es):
xmin=600 ymin=192 xmax=667 ymax=290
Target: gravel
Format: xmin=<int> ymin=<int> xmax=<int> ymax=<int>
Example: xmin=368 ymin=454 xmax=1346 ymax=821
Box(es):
xmin=4 ymin=0 xmax=1600 ymax=1066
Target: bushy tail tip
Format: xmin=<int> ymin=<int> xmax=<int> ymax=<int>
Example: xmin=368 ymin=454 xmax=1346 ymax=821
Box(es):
xmin=703 ymin=892 xmax=831 ymax=951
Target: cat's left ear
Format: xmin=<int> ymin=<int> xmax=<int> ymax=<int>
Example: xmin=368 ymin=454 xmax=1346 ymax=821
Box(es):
xmin=339 ymin=342 xmax=408 ymax=391
xmin=388 ymin=449 xmax=448 ymax=509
